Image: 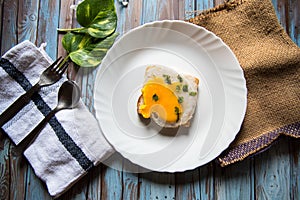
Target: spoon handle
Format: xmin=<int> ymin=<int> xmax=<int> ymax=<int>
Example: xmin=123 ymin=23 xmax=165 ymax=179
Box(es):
xmin=18 ymin=108 xmax=58 ymax=151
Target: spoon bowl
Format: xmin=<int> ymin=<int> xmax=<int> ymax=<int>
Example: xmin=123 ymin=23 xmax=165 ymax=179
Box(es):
xmin=56 ymin=80 xmax=81 ymax=110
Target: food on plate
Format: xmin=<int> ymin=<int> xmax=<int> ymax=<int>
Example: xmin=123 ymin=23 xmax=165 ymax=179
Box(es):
xmin=137 ymin=65 xmax=199 ymax=128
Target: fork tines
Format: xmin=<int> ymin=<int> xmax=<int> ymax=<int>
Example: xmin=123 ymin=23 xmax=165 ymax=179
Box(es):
xmin=51 ymin=57 xmax=69 ymax=75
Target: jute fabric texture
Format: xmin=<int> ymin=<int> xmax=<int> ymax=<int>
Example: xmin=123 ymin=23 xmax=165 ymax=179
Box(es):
xmin=188 ymin=0 xmax=300 ymax=166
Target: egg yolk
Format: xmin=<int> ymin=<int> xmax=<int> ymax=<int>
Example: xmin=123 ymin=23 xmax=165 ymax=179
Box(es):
xmin=139 ymin=78 xmax=182 ymax=123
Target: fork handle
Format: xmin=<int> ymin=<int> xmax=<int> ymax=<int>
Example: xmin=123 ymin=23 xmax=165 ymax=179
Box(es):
xmin=0 ymin=83 xmax=40 ymax=127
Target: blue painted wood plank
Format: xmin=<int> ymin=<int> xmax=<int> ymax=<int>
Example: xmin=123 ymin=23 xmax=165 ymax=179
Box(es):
xmin=115 ymin=0 xmax=142 ymax=35
xmin=156 ymin=0 xmax=179 ymax=20
xmin=0 ymin=0 xmax=4 ymax=50
xmin=290 ymin=140 xmax=300 ymax=200
xmin=196 ymin=0 xmax=213 ymax=11
xmin=17 ymin=0 xmax=39 ymax=43
xmin=288 ymin=0 xmax=300 ymax=47
xmin=115 ymin=0 xmax=127 ymax=35
xmin=0 ymin=138 xmax=10 ymax=200
xmin=184 ymin=0 xmax=196 ymax=20
xmin=138 ymin=174 xmax=151 ymax=200
xmin=255 ymin=139 xmax=291 ymax=200
xmin=213 ymin=0 xmax=224 ymax=6
xmin=139 ymin=172 xmax=175 ymax=200
xmin=286 ymin=1 xmax=300 ymax=200
xmin=86 ymin=166 xmax=102 ymax=200
xmin=215 ymin=160 xmax=254 ymax=200
xmin=141 ymin=0 xmax=158 ymax=23
xmin=122 ymin=171 xmax=138 ymax=200
xmin=9 ymin=146 xmax=28 ymax=200
xmin=141 ymin=0 xmax=179 ymax=23
xmin=272 ymin=0 xmax=288 ymax=31
xmin=175 ymin=169 xmax=201 ymax=200
xmin=101 ymin=160 xmax=123 ymax=200
xmin=57 ymin=0 xmax=74 ymax=58
xmin=36 ymin=0 xmax=60 ymax=60
xmin=199 ymin=163 xmax=215 ymax=200
xmin=0 ymin=0 xmax=18 ymax=54
xmin=80 ymin=68 xmax=98 ymax=113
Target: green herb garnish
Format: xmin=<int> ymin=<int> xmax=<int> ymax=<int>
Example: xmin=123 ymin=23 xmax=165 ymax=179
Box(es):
xmin=182 ymin=84 xmax=188 ymax=92
xmin=163 ymin=74 xmax=171 ymax=84
xmin=189 ymin=92 xmax=197 ymax=96
xmin=58 ymin=0 xmax=118 ymax=67
xmin=175 ymin=106 xmax=180 ymax=122
xmin=178 ymin=96 xmax=184 ymax=103
xmin=176 ymin=85 xmax=181 ymax=92
xmin=152 ymin=94 xmax=159 ymax=102
xmin=177 ymin=75 xmax=183 ymax=83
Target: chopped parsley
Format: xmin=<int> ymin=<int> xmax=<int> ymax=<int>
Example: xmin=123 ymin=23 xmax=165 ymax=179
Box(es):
xmin=175 ymin=106 xmax=179 ymax=114
xmin=152 ymin=93 xmax=159 ymax=102
xmin=189 ymin=92 xmax=197 ymax=96
xmin=163 ymin=74 xmax=171 ymax=84
xmin=182 ymin=84 xmax=188 ymax=92
xmin=176 ymin=85 xmax=181 ymax=92
xmin=178 ymin=96 xmax=184 ymax=103
xmin=175 ymin=106 xmax=180 ymax=122
xmin=177 ymin=75 xmax=183 ymax=83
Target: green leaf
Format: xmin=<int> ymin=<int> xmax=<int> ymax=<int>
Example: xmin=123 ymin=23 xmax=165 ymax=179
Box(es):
xmin=62 ymin=32 xmax=93 ymax=53
xmin=76 ymin=0 xmax=114 ymax=26
xmin=87 ymin=10 xmax=117 ymax=38
xmin=59 ymin=0 xmax=118 ymax=68
xmin=76 ymin=0 xmax=117 ymax=38
xmin=62 ymin=32 xmax=118 ymax=67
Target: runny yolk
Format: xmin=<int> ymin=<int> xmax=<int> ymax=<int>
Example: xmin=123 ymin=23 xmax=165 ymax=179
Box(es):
xmin=139 ymin=79 xmax=182 ymax=123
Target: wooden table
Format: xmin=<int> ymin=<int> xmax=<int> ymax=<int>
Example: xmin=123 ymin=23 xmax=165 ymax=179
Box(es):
xmin=0 ymin=0 xmax=299 ymax=199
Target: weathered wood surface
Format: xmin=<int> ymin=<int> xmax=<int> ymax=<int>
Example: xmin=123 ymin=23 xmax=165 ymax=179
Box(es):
xmin=0 ymin=0 xmax=299 ymax=199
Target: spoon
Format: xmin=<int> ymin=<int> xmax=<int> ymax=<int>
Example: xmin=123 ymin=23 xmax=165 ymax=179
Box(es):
xmin=18 ymin=80 xmax=81 ymax=150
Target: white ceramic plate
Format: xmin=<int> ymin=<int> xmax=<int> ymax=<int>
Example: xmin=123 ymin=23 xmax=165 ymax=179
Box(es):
xmin=94 ymin=20 xmax=247 ymax=172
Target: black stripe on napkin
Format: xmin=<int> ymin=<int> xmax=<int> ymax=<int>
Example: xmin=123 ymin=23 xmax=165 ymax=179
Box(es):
xmin=0 ymin=58 xmax=94 ymax=171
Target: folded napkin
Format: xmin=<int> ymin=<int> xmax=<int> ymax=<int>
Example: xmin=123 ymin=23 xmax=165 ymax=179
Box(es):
xmin=188 ymin=0 xmax=300 ymax=166
xmin=0 ymin=40 xmax=114 ymax=197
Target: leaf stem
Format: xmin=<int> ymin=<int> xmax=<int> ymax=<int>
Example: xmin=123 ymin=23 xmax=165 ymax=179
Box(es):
xmin=57 ymin=27 xmax=85 ymax=33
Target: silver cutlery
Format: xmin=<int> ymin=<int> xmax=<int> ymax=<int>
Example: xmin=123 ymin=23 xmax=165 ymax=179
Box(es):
xmin=18 ymin=80 xmax=81 ymax=150
xmin=0 ymin=57 xmax=69 ymax=127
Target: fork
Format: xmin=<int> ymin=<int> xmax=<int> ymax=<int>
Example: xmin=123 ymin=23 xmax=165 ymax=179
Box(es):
xmin=0 ymin=57 xmax=69 ymax=127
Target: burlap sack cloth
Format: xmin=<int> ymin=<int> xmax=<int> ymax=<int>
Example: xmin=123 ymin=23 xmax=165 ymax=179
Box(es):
xmin=188 ymin=0 xmax=300 ymax=166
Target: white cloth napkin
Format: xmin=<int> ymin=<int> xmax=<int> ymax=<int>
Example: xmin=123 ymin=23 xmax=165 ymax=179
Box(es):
xmin=0 ymin=40 xmax=114 ymax=197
